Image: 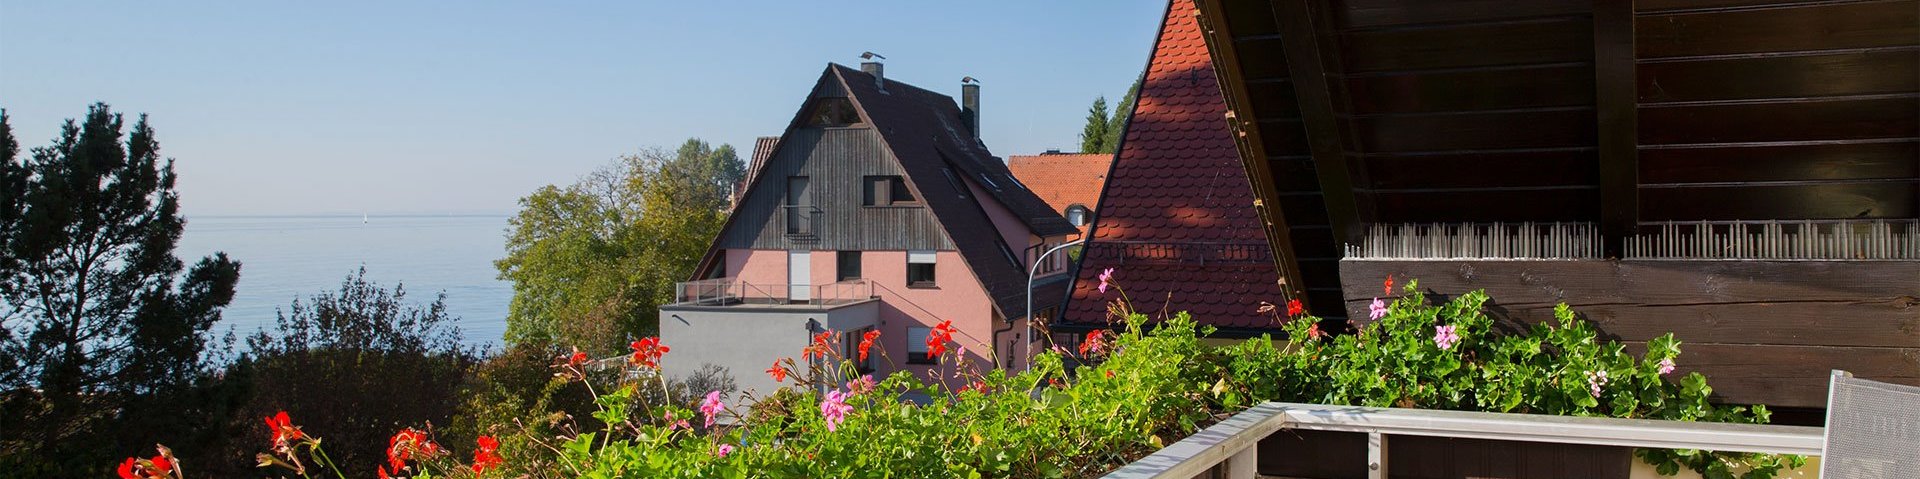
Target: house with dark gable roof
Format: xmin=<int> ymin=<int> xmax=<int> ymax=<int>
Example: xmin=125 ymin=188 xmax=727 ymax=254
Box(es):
xmin=661 ymin=61 xmax=1079 ymax=395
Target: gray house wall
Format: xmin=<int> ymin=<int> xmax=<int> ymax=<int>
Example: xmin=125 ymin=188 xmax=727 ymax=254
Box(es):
xmin=659 ymin=300 xmax=880 ymax=399
xmin=719 ymin=125 xmax=956 ymax=251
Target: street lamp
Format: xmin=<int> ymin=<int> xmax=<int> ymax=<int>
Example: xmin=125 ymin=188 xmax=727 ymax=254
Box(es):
xmin=1025 ymin=238 xmax=1085 ymax=373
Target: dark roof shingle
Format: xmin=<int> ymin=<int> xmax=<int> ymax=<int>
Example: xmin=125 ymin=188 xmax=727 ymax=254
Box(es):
xmin=832 ymin=65 xmax=1077 ymax=318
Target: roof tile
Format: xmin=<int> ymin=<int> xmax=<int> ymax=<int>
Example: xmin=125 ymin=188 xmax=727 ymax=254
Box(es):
xmin=1063 ymin=0 xmax=1286 ymax=332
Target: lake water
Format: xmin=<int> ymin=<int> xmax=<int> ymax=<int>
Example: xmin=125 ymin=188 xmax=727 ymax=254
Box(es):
xmin=176 ymin=215 xmax=512 ymax=348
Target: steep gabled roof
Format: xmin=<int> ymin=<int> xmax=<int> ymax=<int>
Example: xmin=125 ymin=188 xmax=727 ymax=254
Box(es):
xmin=1061 ymin=0 xmax=1288 ymax=332
xmin=694 ymin=64 xmax=1074 ymax=320
xmin=829 ymin=64 xmax=1076 ymax=318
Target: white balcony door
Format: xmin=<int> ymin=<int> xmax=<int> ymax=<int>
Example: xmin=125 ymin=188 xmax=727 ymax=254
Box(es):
xmin=788 ymin=250 xmax=810 ymax=301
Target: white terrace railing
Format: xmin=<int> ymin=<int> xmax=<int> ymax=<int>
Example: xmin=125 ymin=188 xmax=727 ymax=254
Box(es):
xmin=671 ymin=278 xmax=873 ymax=307
xmin=1103 ymin=371 xmax=1920 ymax=479
xmin=1102 ymin=402 xmax=1824 ymax=479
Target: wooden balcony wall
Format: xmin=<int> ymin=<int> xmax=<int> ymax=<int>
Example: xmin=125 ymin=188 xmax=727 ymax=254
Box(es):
xmin=1195 ymin=0 xmax=1920 ymax=410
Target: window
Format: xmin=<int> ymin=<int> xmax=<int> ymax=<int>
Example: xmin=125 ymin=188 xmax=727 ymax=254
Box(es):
xmin=836 ymin=251 xmax=862 ymax=281
xmin=785 ymin=176 xmax=810 ymax=235
xmin=978 ymin=173 xmax=1000 ymax=191
xmin=806 ymin=97 xmax=862 ymax=126
xmin=1066 ymin=204 xmax=1091 ymax=227
xmin=862 ymin=176 xmax=916 ymax=206
xmin=907 ymin=326 xmax=936 ymax=364
xmin=846 ymin=326 xmax=876 ymax=373
xmin=907 ymin=250 xmax=937 ymax=287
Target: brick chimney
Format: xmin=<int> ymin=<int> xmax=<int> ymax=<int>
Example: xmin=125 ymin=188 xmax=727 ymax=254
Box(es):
xmin=860 ymin=61 xmax=885 ymax=91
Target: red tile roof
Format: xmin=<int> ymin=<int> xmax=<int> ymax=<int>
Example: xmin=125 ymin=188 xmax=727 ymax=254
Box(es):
xmin=1061 ymin=0 xmax=1287 ymax=332
xmin=1008 ymin=153 xmax=1113 ymax=235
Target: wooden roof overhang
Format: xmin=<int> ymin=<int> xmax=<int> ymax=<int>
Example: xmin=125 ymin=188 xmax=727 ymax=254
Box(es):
xmin=1192 ymin=0 xmax=1919 ymax=408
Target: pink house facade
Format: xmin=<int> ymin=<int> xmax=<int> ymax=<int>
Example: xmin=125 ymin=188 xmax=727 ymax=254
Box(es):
xmin=660 ymin=62 xmax=1078 ymax=397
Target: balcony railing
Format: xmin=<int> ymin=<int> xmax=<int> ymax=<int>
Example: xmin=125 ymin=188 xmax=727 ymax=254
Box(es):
xmin=672 ymin=278 xmax=872 ymax=307
xmin=782 ymin=205 xmax=819 ymax=237
xmin=1103 ymin=371 xmax=1919 ymax=479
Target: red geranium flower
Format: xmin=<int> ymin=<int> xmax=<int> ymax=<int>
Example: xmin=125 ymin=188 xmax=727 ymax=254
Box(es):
xmin=803 ymin=330 xmax=836 ymax=360
xmin=1286 ymin=298 xmax=1304 ymax=317
xmin=115 ymin=449 xmax=175 ymax=479
xmin=566 ymin=348 xmax=588 ymax=368
xmin=766 ymin=359 xmax=788 ymax=383
xmin=926 ymin=320 xmax=956 ymax=358
xmin=1078 ymin=330 xmax=1109 ymax=357
xmin=263 ymin=411 xmax=303 ymax=448
xmin=629 ymin=337 xmax=668 ymax=369
xmin=857 ymin=330 xmax=881 ymax=361
xmin=386 ymin=428 xmax=440 ymax=472
xmin=1383 ymin=275 xmax=1394 ymax=295
xmin=472 ymin=435 xmax=504 ymax=473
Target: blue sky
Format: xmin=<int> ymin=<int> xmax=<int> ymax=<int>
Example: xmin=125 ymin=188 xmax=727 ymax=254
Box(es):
xmin=1 ymin=1 xmax=1166 ymax=216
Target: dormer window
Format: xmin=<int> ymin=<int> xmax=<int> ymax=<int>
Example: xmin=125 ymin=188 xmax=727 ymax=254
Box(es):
xmin=807 ymin=97 xmax=862 ymax=126
xmin=1066 ymin=204 xmax=1091 ymax=227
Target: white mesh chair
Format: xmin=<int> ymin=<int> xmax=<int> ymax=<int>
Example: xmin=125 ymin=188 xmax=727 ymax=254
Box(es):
xmin=1820 ymin=370 xmax=1920 ymax=478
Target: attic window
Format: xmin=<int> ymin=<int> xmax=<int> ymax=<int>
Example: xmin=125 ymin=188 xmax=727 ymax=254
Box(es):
xmin=807 ymin=98 xmax=862 ymax=126
xmin=863 ymin=176 xmax=916 ymax=206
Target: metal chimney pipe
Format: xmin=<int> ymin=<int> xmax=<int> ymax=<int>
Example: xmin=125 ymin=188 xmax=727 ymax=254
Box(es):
xmin=961 ymin=81 xmax=980 ymax=142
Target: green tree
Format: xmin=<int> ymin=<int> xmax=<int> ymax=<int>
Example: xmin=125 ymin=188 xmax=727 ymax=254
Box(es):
xmin=497 ymin=139 xmax=740 ymax=352
xmin=0 ymin=103 xmax=241 ymax=474
xmin=1104 ymin=77 xmax=1142 ymax=151
xmin=1079 ymin=96 xmax=1111 ymax=154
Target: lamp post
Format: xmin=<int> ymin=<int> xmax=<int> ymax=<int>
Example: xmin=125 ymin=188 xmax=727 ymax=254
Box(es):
xmin=1025 ymin=239 xmax=1085 ymax=373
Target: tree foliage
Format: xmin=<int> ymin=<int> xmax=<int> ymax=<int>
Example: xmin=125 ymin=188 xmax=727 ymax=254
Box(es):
xmin=212 ymin=268 xmax=478 ymax=478
xmin=1079 ymin=77 xmax=1142 ymax=154
xmin=496 ymin=139 xmax=741 ymax=352
xmin=1079 ymin=96 xmax=1111 ymax=154
xmin=0 ymin=103 xmax=242 ymax=474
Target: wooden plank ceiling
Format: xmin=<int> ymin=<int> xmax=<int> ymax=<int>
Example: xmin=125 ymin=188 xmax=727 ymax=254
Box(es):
xmin=1195 ymin=0 xmax=1920 ymax=305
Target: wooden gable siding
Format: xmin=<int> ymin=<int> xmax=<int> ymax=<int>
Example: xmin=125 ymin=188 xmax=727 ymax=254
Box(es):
xmin=718 ymin=126 xmax=955 ymax=251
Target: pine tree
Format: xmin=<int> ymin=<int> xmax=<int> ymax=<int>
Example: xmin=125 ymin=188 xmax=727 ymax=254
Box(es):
xmin=1079 ymin=96 xmax=1111 ymax=154
xmin=0 ymin=103 xmax=240 ymax=471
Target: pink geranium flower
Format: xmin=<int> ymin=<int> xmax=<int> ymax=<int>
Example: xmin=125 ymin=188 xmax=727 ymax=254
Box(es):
xmin=699 ymin=390 xmax=724 ymax=427
xmin=1656 ymin=358 xmax=1676 ymax=375
xmin=1586 ymin=370 xmax=1610 ymax=398
xmin=1097 ymin=267 xmax=1115 ymax=293
xmin=820 ymin=390 xmax=854 ymax=432
xmin=715 ymin=444 xmax=735 ymax=458
xmin=1368 ymin=298 xmax=1387 ymax=320
xmin=1433 ymin=325 xmax=1459 ymax=350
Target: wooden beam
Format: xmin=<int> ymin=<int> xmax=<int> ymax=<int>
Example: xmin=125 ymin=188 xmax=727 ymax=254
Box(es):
xmin=1193 ymin=0 xmax=1310 ymax=301
xmin=1269 ymin=0 xmax=1366 ymax=248
xmin=1593 ymin=0 xmax=1640 ymax=257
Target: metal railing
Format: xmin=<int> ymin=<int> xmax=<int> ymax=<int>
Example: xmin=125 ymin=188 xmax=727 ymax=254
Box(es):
xmin=1102 ymin=402 xmax=1825 ymax=479
xmin=782 ymin=205 xmax=819 ymax=237
xmin=672 ymin=278 xmax=872 ymax=307
xmin=1086 ymin=241 xmax=1273 ymax=266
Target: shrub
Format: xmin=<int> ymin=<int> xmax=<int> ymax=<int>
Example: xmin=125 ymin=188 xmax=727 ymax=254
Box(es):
xmin=117 ymin=276 xmax=1803 ymax=479
xmin=1223 ymin=279 xmax=1803 ymax=478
